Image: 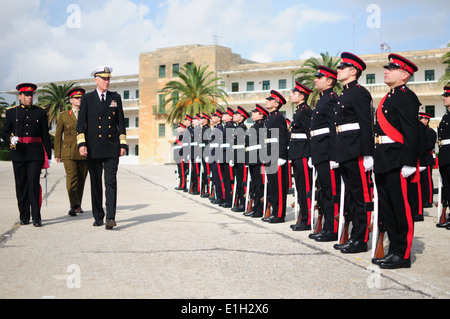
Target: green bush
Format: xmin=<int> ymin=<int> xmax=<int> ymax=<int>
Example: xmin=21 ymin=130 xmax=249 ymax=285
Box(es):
xmin=0 ymin=150 xmax=11 ymax=161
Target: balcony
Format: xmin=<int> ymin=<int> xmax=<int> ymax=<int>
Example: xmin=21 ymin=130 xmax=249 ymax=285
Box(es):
xmin=123 ymin=99 xmax=139 ymax=110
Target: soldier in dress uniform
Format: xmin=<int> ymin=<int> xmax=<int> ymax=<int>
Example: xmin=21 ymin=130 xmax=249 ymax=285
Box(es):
xmin=417 ymin=112 xmax=436 ymax=210
xmin=76 ymin=66 xmax=127 ymax=230
xmin=288 ymin=82 xmax=313 ymax=231
xmin=231 ymin=106 xmax=250 ymax=212
xmin=189 ymin=114 xmax=202 ymax=195
xmin=209 ymin=110 xmax=225 ymax=204
xmin=332 ymin=52 xmax=374 ymax=253
xmin=1 ymin=83 xmax=51 ymax=227
xmin=262 ymin=90 xmax=289 ymax=223
xmin=200 ymin=113 xmax=211 ymax=197
xmin=437 ymin=86 xmax=450 ymax=229
xmin=219 ymin=107 xmax=236 ymax=208
xmin=174 ymin=123 xmax=187 ymax=191
xmin=244 ymin=104 xmax=269 ymax=218
xmin=371 ymin=54 xmax=421 ymax=269
xmin=182 ymin=114 xmax=194 ymax=192
xmin=308 ymin=66 xmax=341 ymax=242
xmin=54 ymin=88 xmax=89 ymax=216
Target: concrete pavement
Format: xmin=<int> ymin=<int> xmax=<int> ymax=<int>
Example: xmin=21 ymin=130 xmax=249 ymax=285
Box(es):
xmin=0 ymin=160 xmax=449 ymax=300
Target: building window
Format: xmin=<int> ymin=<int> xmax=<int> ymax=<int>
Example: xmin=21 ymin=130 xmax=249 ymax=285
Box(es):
xmin=278 ymin=79 xmax=287 ymax=90
xmin=247 ymin=82 xmax=254 ymax=92
xmin=159 ymin=124 xmax=166 ymax=137
xmin=123 ymin=90 xmax=130 ymax=100
xmin=425 ymin=105 xmax=435 ymax=118
xmin=159 ymin=65 xmax=166 ymax=78
xmin=262 ymin=80 xmax=270 ymax=91
xmin=232 ymin=82 xmax=239 ymax=92
xmin=136 ymin=90 xmax=139 ymax=99
xmin=159 ymin=94 xmax=165 ymax=113
xmin=135 ymin=145 xmax=139 ymax=156
xmin=125 ymin=118 xmax=130 ymax=128
xmin=366 ymin=74 xmax=375 ymax=84
xmin=425 ymin=70 xmax=435 ymax=81
xmin=172 ymin=124 xmax=178 ymax=136
xmin=135 ymin=117 xmax=139 ymax=128
xmin=173 ymin=64 xmax=180 ymax=76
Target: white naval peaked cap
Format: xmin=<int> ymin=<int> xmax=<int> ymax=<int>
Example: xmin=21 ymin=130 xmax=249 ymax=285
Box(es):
xmin=90 ymin=65 xmax=113 ymax=78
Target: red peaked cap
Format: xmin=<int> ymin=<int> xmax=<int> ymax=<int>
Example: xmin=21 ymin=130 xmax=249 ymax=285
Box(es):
xmin=16 ymin=83 xmax=37 ymax=93
xmin=418 ymin=112 xmax=431 ymax=119
xmin=338 ymin=52 xmax=367 ymax=72
xmin=314 ymin=66 xmax=337 ymax=80
xmin=442 ymin=86 xmax=450 ymax=96
xmin=68 ymin=87 xmax=85 ymax=98
xmin=235 ymin=106 xmax=250 ymax=119
xmin=201 ymin=113 xmax=211 ymax=120
xmin=293 ymin=81 xmax=313 ymax=95
xmin=384 ymin=53 xmax=418 ymax=75
xmin=253 ymin=104 xmax=269 ymax=117
xmin=226 ymin=107 xmax=235 ymax=116
xmin=266 ymin=90 xmax=287 ymax=105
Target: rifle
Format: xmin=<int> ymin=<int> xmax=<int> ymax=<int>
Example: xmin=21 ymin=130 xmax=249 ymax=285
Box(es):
xmin=436 ymin=174 xmax=448 ymax=224
xmin=310 ymin=166 xmax=317 ymax=231
xmin=337 ymin=176 xmax=346 ymax=242
xmin=244 ymin=168 xmax=251 ymax=212
xmin=371 ymin=171 xmax=384 ymax=258
xmin=262 ymin=165 xmax=269 ymax=218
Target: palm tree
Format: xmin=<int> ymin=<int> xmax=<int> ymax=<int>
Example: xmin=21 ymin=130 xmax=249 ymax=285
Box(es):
xmin=38 ymin=82 xmax=76 ymax=125
xmin=161 ymin=63 xmax=228 ymax=124
xmin=438 ymin=43 xmax=450 ymax=85
xmin=0 ymin=96 xmax=9 ymax=129
xmin=293 ymin=52 xmax=342 ymax=108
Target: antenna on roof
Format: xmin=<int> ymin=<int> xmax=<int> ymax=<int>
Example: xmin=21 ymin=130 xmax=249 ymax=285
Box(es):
xmin=212 ymin=27 xmax=223 ymax=45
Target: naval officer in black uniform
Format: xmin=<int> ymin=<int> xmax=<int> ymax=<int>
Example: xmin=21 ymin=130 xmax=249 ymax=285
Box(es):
xmin=76 ymin=66 xmax=127 ymax=230
xmin=437 ymin=86 xmax=450 ymax=229
xmin=333 ymin=52 xmax=374 ymax=253
xmin=372 ymin=54 xmax=421 ymax=269
xmin=2 ymin=83 xmax=51 ymax=227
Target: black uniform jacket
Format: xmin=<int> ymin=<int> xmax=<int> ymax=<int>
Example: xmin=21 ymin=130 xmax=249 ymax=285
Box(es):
xmin=208 ymin=123 xmax=223 ymax=162
xmin=245 ymin=119 xmax=265 ymax=166
xmin=288 ymin=102 xmax=312 ymax=160
xmin=335 ymin=80 xmax=374 ymax=163
xmin=438 ymin=112 xmax=450 ymax=167
xmin=233 ymin=121 xmax=247 ymax=164
xmin=310 ymin=88 xmax=338 ymax=166
xmin=374 ymin=85 xmax=421 ymax=174
xmin=2 ymin=105 xmax=51 ymax=162
xmin=76 ymin=90 xmax=127 ymax=159
xmin=264 ymin=109 xmax=289 ymax=163
xmin=419 ymin=123 xmax=436 ymax=167
xmin=221 ymin=121 xmax=235 ymax=163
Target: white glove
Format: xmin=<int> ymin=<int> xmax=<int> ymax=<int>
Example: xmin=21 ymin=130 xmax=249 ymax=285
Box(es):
xmin=205 ymin=157 xmax=209 ymax=163
xmin=363 ymin=156 xmax=374 ymax=172
xmin=11 ymin=136 xmax=19 ymax=146
xmin=187 ymin=154 xmax=190 ymax=161
xmin=278 ymin=158 xmax=286 ymax=167
xmin=229 ymin=160 xmax=234 ymax=167
xmin=401 ymin=165 xmax=416 ymax=178
xmin=195 ymin=156 xmax=202 ymax=163
xmin=308 ymin=158 xmax=313 ymax=169
xmin=419 ymin=166 xmax=426 ymax=172
xmin=330 ymin=161 xmax=339 ymax=169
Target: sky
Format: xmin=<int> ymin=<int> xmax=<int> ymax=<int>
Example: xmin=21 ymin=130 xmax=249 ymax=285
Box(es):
xmin=0 ymin=0 xmax=448 ymax=101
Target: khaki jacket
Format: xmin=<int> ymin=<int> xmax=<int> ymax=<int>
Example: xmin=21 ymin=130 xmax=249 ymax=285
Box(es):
xmin=54 ymin=110 xmax=86 ymax=161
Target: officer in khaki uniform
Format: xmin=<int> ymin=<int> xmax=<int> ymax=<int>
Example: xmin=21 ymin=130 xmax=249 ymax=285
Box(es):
xmin=54 ymin=88 xmax=89 ymax=216
xmin=76 ymin=66 xmax=127 ymax=230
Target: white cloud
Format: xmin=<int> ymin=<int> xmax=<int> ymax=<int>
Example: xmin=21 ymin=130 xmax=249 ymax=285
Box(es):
xmin=299 ymin=49 xmax=321 ymax=60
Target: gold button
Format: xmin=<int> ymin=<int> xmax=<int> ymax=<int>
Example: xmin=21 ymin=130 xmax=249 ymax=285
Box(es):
xmin=99 ymin=135 xmax=102 ymax=138
xmin=99 ymin=126 xmax=101 ymax=128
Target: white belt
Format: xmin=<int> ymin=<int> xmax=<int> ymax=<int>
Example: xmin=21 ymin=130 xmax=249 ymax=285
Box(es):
xmin=246 ymin=145 xmax=262 ymax=152
xmin=182 ymin=143 xmax=189 ymax=147
xmin=210 ymin=143 xmax=219 ymax=148
xmin=310 ymin=128 xmax=330 ymax=137
xmin=291 ymin=133 xmax=307 ymax=139
xmin=173 ymin=146 xmax=182 ymax=150
xmin=440 ymin=139 xmax=450 ymax=146
xmin=199 ymin=143 xmax=206 ymax=148
xmin=221 ymin=143 xmax=231 ymax=148
xmin=265 ymin=138 xmax=278 ymax=144
xmin=376 ymin=135 xmax=395 ymax=144
xmin=190 ymin=142 xmax=198 ymax=146
xmin=336 ymin=123 xmax=360 ymax=133
xmin=232 ymin=145 xmax=245 ymax=150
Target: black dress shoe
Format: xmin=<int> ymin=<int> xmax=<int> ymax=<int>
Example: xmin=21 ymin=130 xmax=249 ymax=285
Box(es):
xmin=315 ymin=230 xmax=338 ymax=242
xmin=33 ymin=220 xmax=42 ymax=227
xmin=291 ymin=223 xmax=311 ymax=231
xmin=333 ymin=239 xmax=354 ymax=250
xmin=20 ymin=220 xmax=30 ymax=225
xmin=249 ymin=212 xmax=263 ymax=218
xmin=68 ymin=208 xmax=77 ymax=217
xmin=191 ymin=191 xmax=200 ymax=195
xmin=340 ymin=241 xmax=368 ymax=254
xmin=220 ymin=202 xmax=232 ymax=208
xmin=309 ymin=229 xmax=326 ymax=239
xmin=436 ymin=220 xmax=450 ymax=228
xmin=379 ymin=254 xmax=411 ymax=269
xmin=267 ymin=216 xmax=285 ymax=223
xmin=93 ymin=220 xmax=104 ymax=227
xmin=105 ymin=220 xmax=117 ymax=230
xmin=243 ymin=211 xmax=253 ymax=216
xmin=232 ymin=205 xmax=245 ymax=212
xmin=371 ymin=253 xmax=394 ymax=266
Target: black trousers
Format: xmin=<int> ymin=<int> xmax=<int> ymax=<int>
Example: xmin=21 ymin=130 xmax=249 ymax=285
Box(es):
xmin=315 ymin=161 xmax=341 ymax=233
xmin=87 ymin=157 xmax=119 ymax=222
xmin=375 ymin=168 xmax=415 ymax=260
xmin=233 ymin=163 xmax=246 ymax=206
xmin=13 ymin=160 xmax=44 ymax=223
xmin=211 ymin=162 xmax=224 ymax=201
xmin=249 ymin=164 xmax=264 ymax=214
xmin=440 ymin=164 xmax=450 ymax=207
xmin=339 ymin=157 xmax=372 ymax=243
xmin=420 ymin=166 xmax=434 ymax=207
xmin=176 ymin=160 xmax=187 ymax=189
xmin=292 ymin=158 xmax=312 ymax=225
xmin=220 ymin=162 xmax=233 ymax=205
xmin=267 ymin=163 xmax=289 ymax=219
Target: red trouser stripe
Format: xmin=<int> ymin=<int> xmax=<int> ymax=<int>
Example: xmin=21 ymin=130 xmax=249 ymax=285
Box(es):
xmin=277 ymin=165 xmax=283 ymax=218
xmin=330 ymin=168 xmax=338 ymax=232
xmin=400 ymin=173 xmax=414 ymax=260
xmin=217 ymin=165 xmax=225 ymax=200
xmin=358 ymin=157 xmax=371 ymax=242
xmin=302 ymin=157 xmax=311 ymax=225
xmin=181 ymin=161 xmax=185 ymax=189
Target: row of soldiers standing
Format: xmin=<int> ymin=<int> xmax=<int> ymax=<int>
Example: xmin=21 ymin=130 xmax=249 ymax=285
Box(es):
xmin=174 ymin=52 xmax=444 ymax=270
